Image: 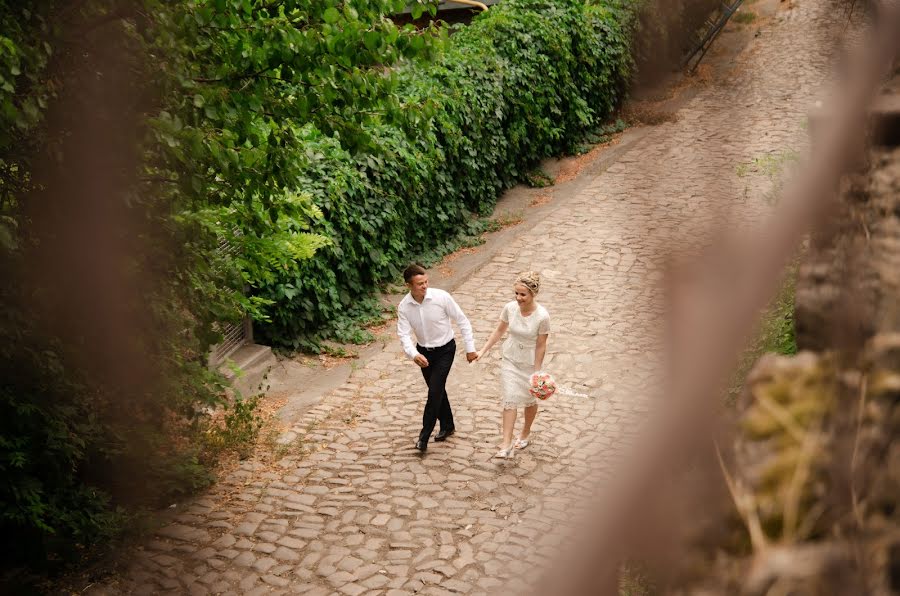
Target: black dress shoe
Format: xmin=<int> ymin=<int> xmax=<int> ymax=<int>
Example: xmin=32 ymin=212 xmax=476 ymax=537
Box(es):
xmin=415 ymin=440 xmax=427 ymax=452
xmin=434 ymin=428 xmax=455 ymax=442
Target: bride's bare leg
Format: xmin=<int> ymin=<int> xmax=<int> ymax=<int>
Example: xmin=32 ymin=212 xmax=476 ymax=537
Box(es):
xmin=520 ymin=404 xmax=538 ymax=439
xmin=501 ymin=408 xmax=517 ymax=448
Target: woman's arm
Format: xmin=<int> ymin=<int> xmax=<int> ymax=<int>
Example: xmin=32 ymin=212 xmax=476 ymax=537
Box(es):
xmin=476 ymin=320 xmax=509 ymax=360
xmin=533 ymin=333 xmax=548 ymax=372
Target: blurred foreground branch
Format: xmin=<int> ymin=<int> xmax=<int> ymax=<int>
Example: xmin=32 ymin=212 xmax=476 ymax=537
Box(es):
xmin=531 ymin=2 xmax=900 ymax=594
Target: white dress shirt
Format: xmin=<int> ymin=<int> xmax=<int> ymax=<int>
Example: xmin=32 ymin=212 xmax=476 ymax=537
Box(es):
xmin=397 ymin=288 xmax=476 ymax=359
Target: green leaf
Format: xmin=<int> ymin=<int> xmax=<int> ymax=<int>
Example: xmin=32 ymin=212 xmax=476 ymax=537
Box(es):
xmin=0 ymin=217 xmax=17 ymax=250
xmin=363 ymin=31 xmax=380 ymax=51
xmin=323 ymin=7 xmax=341 ymax=23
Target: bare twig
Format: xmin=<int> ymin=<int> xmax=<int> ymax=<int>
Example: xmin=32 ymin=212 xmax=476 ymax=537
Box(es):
xmin=796 ymin=501 xmax=828 ymax=540
xmin=756 ymin=393 xmax=807 ymax=444
xmin=782 ymin=425 xmax=821 ymax=541
xmin=715 ymin=441 xmax=768 ymax=551
xmin=844 ymin=0 xmax=862 ymax=32
xmin=850 ymin=373 xmax=868 ymax=528
xmin=193 ymin=65 xmax=279 ymax=84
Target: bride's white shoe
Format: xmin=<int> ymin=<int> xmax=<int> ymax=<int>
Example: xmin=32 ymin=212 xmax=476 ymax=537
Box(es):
xmin=495 ymin=443 xmax=514 ymax=459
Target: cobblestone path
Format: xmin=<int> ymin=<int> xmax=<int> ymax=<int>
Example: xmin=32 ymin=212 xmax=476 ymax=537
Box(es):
xmin=97 ymin=2 xmax=849 ymax=594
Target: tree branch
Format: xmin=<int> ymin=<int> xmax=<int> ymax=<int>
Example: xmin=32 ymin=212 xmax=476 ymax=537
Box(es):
xmin=193 ymin=64 xmax=280 ymax=84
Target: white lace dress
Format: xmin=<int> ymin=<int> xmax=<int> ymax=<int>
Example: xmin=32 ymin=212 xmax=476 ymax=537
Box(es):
xmin=499 ymin=301 xmax=550 ymax=410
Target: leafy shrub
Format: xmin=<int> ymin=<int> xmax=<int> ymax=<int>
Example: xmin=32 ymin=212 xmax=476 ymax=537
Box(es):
xmin=0 ymin=0 xmax=442 ymax=567
xmin=256 ymin=0 xmax=641 ymax=348
xmin=201 ymin=396 xmax=265 ymax=461
xmin=0 ymin=0 xmax=643 ymax=570
xmin=525 ymin=169 xmax=555 ymax=188
xmin=732 ymin=10 xmax=757 ymax=25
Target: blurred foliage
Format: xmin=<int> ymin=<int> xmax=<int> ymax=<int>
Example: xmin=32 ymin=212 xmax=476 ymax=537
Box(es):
xmin=0 ymin=0 xmax=438 ymax=567
xmin=0 ymin=0 xmax=645 ymax=571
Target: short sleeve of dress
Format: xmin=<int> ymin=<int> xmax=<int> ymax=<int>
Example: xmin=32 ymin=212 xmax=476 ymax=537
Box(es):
xmin=538 ymin=309 xmax=550 ymax=335
xmin=500 ymin=302 xmax=511 ymax=323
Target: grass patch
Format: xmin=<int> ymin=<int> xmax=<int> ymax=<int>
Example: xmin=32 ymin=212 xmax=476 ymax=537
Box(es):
xmin=619 ymin=563 xmax=656 ymax=595
xmin=584 ymin=118 xmax=629 ymax=145
xmin=732 ymin=10 xmax=757 ymax=25
xmin=525 ymin=168 xmax=554 ymax=188
xmin=264 ymin=420 xmax=316 ymax=461
xmin=483 ymin=210 xmax=525 ymax=233
xmin=736 ymin=149 xmax=799 ymax=179
xmin=728 ymin=122 xmax=802 ymax=396
xmin=621 ymin=104 xmax=677 ymax=127
xmin=728 ymin=260 xmax=799 ymax=402
xmin=199 ymin=395 xmax=265 ymax=461
xmin=320 ymin=343 xmax=358 ymax=359
xmin=575 ymin=117 xmax=630 ymax=153
xmin=737 ymin=148 xmax=800 ymax=204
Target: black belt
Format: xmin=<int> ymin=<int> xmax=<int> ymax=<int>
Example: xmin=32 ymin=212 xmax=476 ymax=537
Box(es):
xmin=417 ymin=338 xmax=455 ymax=352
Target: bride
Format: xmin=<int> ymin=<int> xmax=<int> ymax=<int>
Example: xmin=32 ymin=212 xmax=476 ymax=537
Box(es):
xmin=475 ymin=271 xmax=550 ymax=458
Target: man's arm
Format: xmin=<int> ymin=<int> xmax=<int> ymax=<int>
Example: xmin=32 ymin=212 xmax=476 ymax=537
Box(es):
xmin=444 ymin=294 xmax=477 ymax=359
xmin=396 ymin=306 xmax=419 ymax=360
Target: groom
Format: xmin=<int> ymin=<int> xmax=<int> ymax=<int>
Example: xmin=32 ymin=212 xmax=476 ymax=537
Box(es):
xmin=397 ymin=264 xmax=477 ymax=452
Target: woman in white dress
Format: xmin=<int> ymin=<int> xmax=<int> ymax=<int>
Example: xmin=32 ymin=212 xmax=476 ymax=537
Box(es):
xmin=475 ymin=271 xmax=550 ymax=458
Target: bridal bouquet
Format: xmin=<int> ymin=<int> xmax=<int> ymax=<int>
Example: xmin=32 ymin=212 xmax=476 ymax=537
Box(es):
xmin=529 ymin=371 xmax=557 ymax=400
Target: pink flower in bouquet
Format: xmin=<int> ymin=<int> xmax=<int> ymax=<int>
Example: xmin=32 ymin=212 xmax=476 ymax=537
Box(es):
xmin=529 ymin=371 xmax=556 ymax=400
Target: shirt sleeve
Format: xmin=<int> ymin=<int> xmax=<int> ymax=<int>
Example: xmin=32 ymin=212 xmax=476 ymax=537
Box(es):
xmin=500 ymin=302 xmax=510 ymax=323
xmin=396 ymin=304 xmax=418 ymax=359
xmin=538 ymin=310 xmax=550 ymax=335
xmin=445 ymin=293 xmax=476 ymax=353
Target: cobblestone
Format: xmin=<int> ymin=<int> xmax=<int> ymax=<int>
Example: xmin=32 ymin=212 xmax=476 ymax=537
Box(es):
xmin=86 ymin=2 xmax=850 ymax=593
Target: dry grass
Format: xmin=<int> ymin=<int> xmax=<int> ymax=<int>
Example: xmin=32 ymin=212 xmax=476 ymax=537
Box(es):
xmin=623 ymin=102 xmax=680 ymax=127
xmin=732 ymin=10 xmax=758 ymax=25
xmin=435 ymin=245 xmax=479 ymax=277
xmin=293 ymin=351 xmax=357 ymax=369
xmin=691 ymin=63 xmax=714 ymax=85
xmin=363 ymin=314 xmax=397 ymax=338
xmin=530 ymin=192 xmax=553 ymax=207
xmin=555 ymin=136 xmax=623 ymax=184
xmin=202 ymin=394 xmax=290 ymax=475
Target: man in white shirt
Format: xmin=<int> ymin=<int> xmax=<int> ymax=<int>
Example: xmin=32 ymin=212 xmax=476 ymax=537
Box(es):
xmin=397 ymin=264 xmax=477 ymax=452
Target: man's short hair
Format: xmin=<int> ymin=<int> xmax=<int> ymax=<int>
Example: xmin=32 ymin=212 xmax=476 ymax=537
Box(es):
xmin=403 ymin=264 xmax=426 ymax=283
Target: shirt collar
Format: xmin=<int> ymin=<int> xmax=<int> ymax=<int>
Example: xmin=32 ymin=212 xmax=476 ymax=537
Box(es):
xmin=405 ymin=288 xmax=433 ymax=306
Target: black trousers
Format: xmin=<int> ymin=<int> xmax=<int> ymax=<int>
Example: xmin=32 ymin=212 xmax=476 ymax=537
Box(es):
xmin=417 ymin=339 xmax=456 ymax=443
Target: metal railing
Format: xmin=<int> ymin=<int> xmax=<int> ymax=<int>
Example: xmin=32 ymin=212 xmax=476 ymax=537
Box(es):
xmin=209 ymin=230 xmax=252 ymax=367
xmin=682 ymin=0 xmax=745 ymax=73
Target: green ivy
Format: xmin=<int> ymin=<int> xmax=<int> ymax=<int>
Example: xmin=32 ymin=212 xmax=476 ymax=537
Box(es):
xmin=0 ymin=0 xmax=645 ymax=569
xmin=255 ymin=0 xmax=641 ymax=348
xmin=0 ymin=0 xmax=443 ymax=567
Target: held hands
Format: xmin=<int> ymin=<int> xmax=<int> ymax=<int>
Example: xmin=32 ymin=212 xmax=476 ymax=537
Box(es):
xmin=414 ymin=352 xmax=478 ymax=366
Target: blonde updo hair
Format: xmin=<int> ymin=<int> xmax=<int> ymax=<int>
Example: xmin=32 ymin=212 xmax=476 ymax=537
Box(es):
xmin=515 ymin=271 xmax=541 ymax=296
